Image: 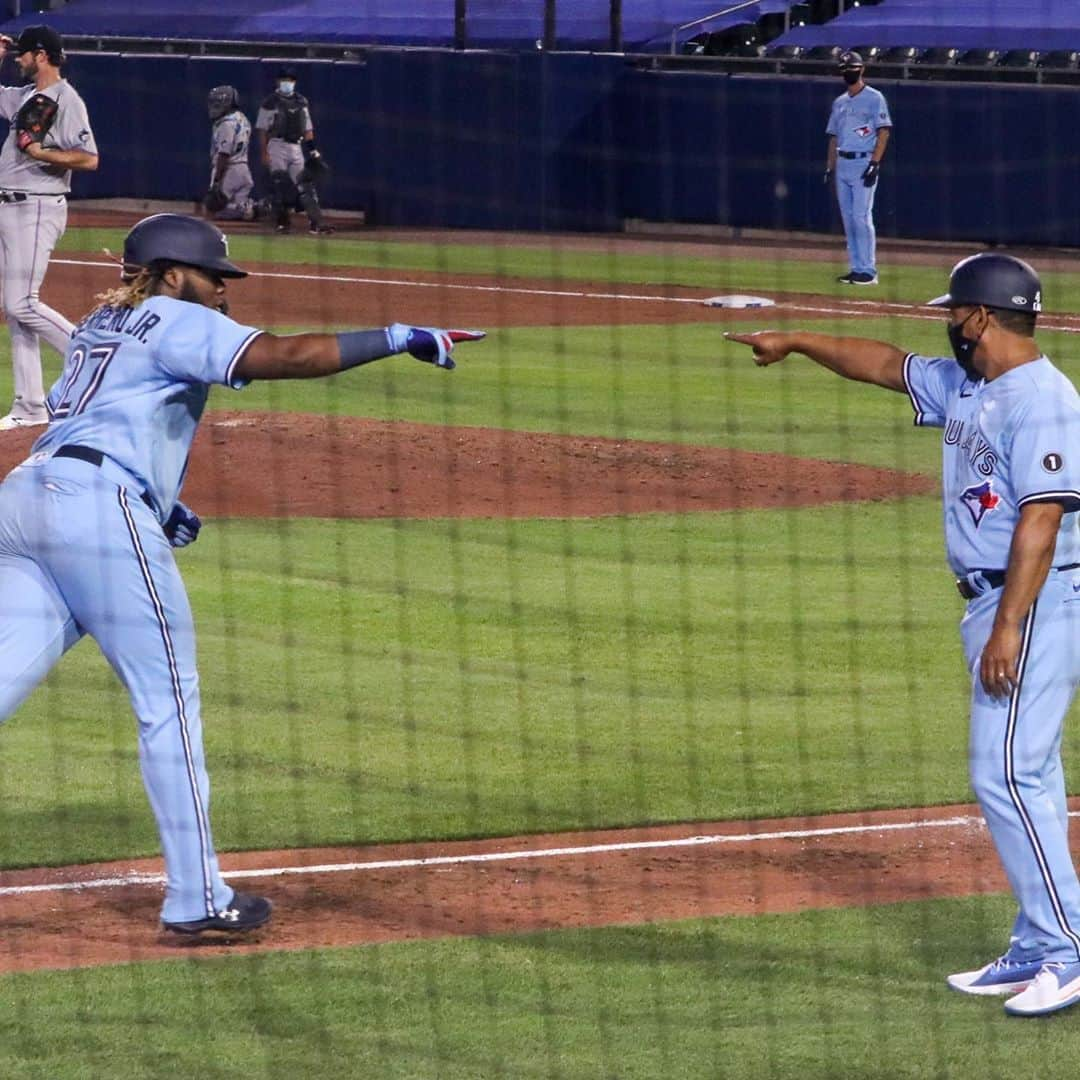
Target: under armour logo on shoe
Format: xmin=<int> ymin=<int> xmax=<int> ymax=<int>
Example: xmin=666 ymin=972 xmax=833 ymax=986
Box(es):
xmin=219 ymin=907 xmax=240 ymax=922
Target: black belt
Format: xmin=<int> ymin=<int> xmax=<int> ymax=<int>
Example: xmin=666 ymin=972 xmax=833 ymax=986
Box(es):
xmin=53 ymin=444 xmax=157 ymax=512
xmin=0 ymin=192 xmax=63 ymax=202
xmin=838 ymin=151 xmax=871 ymax=159
xmin=956 ymin=563 xmax=1080 ymax=600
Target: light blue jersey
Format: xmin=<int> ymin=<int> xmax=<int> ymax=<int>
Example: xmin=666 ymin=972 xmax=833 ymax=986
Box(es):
xmin=904 ymin=352 xmax=1080 ymax=969
xmin=32 ymin=296 xmax=262 ymax=518
xmin=826 ymin=85 xmax=892 ymax=152
xmin=903 ymin=354 xmax=1080 ymax=575
xmin=0 ymin=294 xmax=262 ymax=925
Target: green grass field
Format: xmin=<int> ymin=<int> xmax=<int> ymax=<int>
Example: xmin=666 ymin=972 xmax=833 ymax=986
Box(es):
xmin=2 ymin=896 xmax=1076 ymax=1080
xmin=3 ymin=235 xmax=1078 ymax=1076
xmin=55 ymin=226 xmax=1080 ymax=313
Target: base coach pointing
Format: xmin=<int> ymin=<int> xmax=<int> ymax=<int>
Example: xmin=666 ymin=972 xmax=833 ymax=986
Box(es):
xmin=728 ymin=252 xmax=1080 ymax=1017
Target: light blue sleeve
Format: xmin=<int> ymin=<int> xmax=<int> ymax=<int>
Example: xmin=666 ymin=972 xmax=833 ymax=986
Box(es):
xmin=1009 ymin=396 xmax=1080 ymax=512
xmin=902 ymin=354 xmax=963 ymax=427
xmin=875 ymin=90 xmax=893 ymax=129
xmin=153 ymin=304 xmax=263 ymax=388
xmin=825 ymin=97 xmax=840 ymax=136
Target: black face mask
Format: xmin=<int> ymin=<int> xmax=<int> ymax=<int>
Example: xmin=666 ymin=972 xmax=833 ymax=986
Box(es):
xmin=842 ymin=69 xmax=861 ymax=85
xmin=947 ymin=309 xmax=984 ymax=380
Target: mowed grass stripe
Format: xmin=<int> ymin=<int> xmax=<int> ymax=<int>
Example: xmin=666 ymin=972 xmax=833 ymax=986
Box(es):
xmin=57 ymin=226 xmax=1080 ymax=313
xmin=0 ymin=896 xmax=1072 ymax=1079
xmin=1 ymin=503 xmax=977 ymax=868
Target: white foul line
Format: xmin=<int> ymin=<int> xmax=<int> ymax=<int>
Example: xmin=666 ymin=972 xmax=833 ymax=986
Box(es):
xmin=0 ymin=811 xmax=998 ymax=899
xmin=52 ymin=257 xmax=1080 ymax=333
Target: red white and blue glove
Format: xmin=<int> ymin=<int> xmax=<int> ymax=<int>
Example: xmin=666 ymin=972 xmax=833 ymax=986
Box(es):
xmin=163 ymin=502 xmax=202 ymax=548
xmin=387 ymin=323 xmax=486 ymax=371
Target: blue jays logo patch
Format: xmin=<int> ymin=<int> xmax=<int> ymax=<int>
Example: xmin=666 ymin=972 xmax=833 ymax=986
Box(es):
xmin=854 ymin=125 xmax=873 ymax=137
xmin=961 ymin=481 xmax=1000 ymax=527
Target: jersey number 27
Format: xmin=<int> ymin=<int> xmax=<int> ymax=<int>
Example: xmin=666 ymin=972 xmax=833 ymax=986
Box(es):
xmin=53 ymin=342 xmax=120 ymax=419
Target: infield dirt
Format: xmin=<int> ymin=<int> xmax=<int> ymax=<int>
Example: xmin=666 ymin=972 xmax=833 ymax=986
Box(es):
xmin=0 ymin=223 xmax=989 ymax=975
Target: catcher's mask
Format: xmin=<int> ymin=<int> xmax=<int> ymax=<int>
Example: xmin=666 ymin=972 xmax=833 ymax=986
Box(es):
xmin=207 ymin=85 xmax=239 ymax=121
xmin=123 ymin=214 xmax=247 ymax=281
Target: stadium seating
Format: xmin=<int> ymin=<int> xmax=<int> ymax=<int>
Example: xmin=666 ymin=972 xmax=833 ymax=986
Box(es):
xmin=771 ymin=0 xmax=1080 ymax=51
xmin=999 ymin=49 xmax=1038 ymax=69
xmin=881 ymin=45 xmax=920 ymax=63
xmin=956 ymin=48 xmax=1001 ymax=67
xmin=0 ymin=0 xmax=801 ymax=54
xmin=1039 ymin=50 xmax=1080 ymax=69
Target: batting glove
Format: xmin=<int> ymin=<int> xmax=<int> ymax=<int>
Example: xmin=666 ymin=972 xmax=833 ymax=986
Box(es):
xmin=861 ymin=161 xmax=880 ymax=187
xmin=164 ymin=502 xmax=202 ymax=548
xmin=387 ymin=323 xmax=486 ymax=371
xmin=824 ymin=168 xmax=834 ymax=185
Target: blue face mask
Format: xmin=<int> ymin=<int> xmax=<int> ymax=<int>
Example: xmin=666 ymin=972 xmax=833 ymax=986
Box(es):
xmin=277 ymin=81 xmax=295 ymax=97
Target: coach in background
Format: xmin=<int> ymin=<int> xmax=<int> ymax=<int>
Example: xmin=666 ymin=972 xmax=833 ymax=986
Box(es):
xmin=824 ymin=50 xmax=891 ymax=286
xmin=728 ymin=253 xmax=1080 ymax=1018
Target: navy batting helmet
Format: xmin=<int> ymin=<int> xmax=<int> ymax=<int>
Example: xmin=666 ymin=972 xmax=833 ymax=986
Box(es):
xmin=838 ymin=50 xmax=864 ymax=69
xmin=927 ymin=253 xmax=1042 ymax=314
xmin=207 ymin=85 xmax=239 ymax=121
xmin=123 ymin=214 xmax=247 ymax=280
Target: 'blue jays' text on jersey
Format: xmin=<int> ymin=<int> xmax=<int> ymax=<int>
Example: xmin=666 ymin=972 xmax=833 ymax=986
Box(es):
xmin=31 ymin=296 xmax=263 ymax=517
xmin=826 ymin=86 xmax=892 ymax=152
xmin=903 ymin=354 xmax=1080 ymax=575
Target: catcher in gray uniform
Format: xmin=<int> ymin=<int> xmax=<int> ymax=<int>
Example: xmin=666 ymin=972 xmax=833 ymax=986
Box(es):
xmin=0 ymin=25 xmax=98 ymax=430
xmin=255 ymin=67 xmax=332 ymax=235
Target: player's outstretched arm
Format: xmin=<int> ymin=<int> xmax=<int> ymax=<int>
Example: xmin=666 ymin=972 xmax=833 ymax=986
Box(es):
xmin=725 ymin=330 xmax=907 ymax=392
xmin=234 ymin=323 xmax=485 ymax=381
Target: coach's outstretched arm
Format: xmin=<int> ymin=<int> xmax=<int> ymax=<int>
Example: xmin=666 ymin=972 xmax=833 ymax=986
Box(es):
xmin=234 ymin=323 xmax=484 ymax=381
xmin=725 ymin=331 xmax=907 ymax=392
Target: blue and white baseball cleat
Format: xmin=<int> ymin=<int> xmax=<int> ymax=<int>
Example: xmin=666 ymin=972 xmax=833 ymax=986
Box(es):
xmin=162 ymin=891 xmax=272 ymax=935
xmin=1004 ymin=962 xmax=1080 ymax=1016
xmin=947 ymin=954 xmax=1045 ymax=996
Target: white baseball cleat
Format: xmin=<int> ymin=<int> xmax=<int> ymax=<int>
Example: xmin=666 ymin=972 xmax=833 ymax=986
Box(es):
xmin=0 ymin=411 xmax=47 ymax=431
xmin=1004 ymin=961 xmax=1080 ymax=1016
xmin=947 ymin=954 xmax=1045 ymax=996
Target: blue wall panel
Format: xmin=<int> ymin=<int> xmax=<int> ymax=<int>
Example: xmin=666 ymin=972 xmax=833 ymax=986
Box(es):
xmin=56 ymin=52 xmax=1080 ymax=246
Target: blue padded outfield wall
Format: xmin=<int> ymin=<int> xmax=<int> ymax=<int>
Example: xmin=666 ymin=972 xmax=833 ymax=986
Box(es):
xmin=61 ymin=50 xmax=1080 ymax=246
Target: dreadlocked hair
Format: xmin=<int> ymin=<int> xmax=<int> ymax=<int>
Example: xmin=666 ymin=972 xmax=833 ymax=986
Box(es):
xmin=94 ymin=266 xmax=165 ymax=310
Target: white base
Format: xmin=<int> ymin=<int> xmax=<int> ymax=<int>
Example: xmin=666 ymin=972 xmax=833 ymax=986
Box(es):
xmin=702 ymin=294 xmax=776 ymax=309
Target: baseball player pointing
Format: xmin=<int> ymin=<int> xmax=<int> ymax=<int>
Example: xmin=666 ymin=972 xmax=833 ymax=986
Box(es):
xmin=0 ymin=25 xmax=97 ymax=430
xmin=729 ymin=253 xmax=1080 ymax=1017
xmin=0 ymin=213 xmax=484 ymax=934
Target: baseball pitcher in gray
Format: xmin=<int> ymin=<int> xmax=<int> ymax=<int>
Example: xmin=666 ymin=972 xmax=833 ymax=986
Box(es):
xmin=0 ymin=25 xmax=98 ymax=430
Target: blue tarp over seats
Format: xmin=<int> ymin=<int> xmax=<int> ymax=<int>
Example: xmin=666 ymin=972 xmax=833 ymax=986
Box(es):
xmin=0 ymin=0 xmax=795 ymax=53
xmin=771 ymin=0 xmax=1080 ymax=52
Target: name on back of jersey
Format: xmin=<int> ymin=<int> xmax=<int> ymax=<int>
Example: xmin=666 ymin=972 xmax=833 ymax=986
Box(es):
xmin=75 ymin=304 xmax=160 ymax=344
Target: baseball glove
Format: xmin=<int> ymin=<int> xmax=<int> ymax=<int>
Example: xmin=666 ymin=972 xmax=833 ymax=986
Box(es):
xmin=203 ymin=185 xmax=229 ymax=214
xmin=299 ymin=149 xmax=330 ymax=184
xmin=14 ymin=93 xmax=58 ymax=152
